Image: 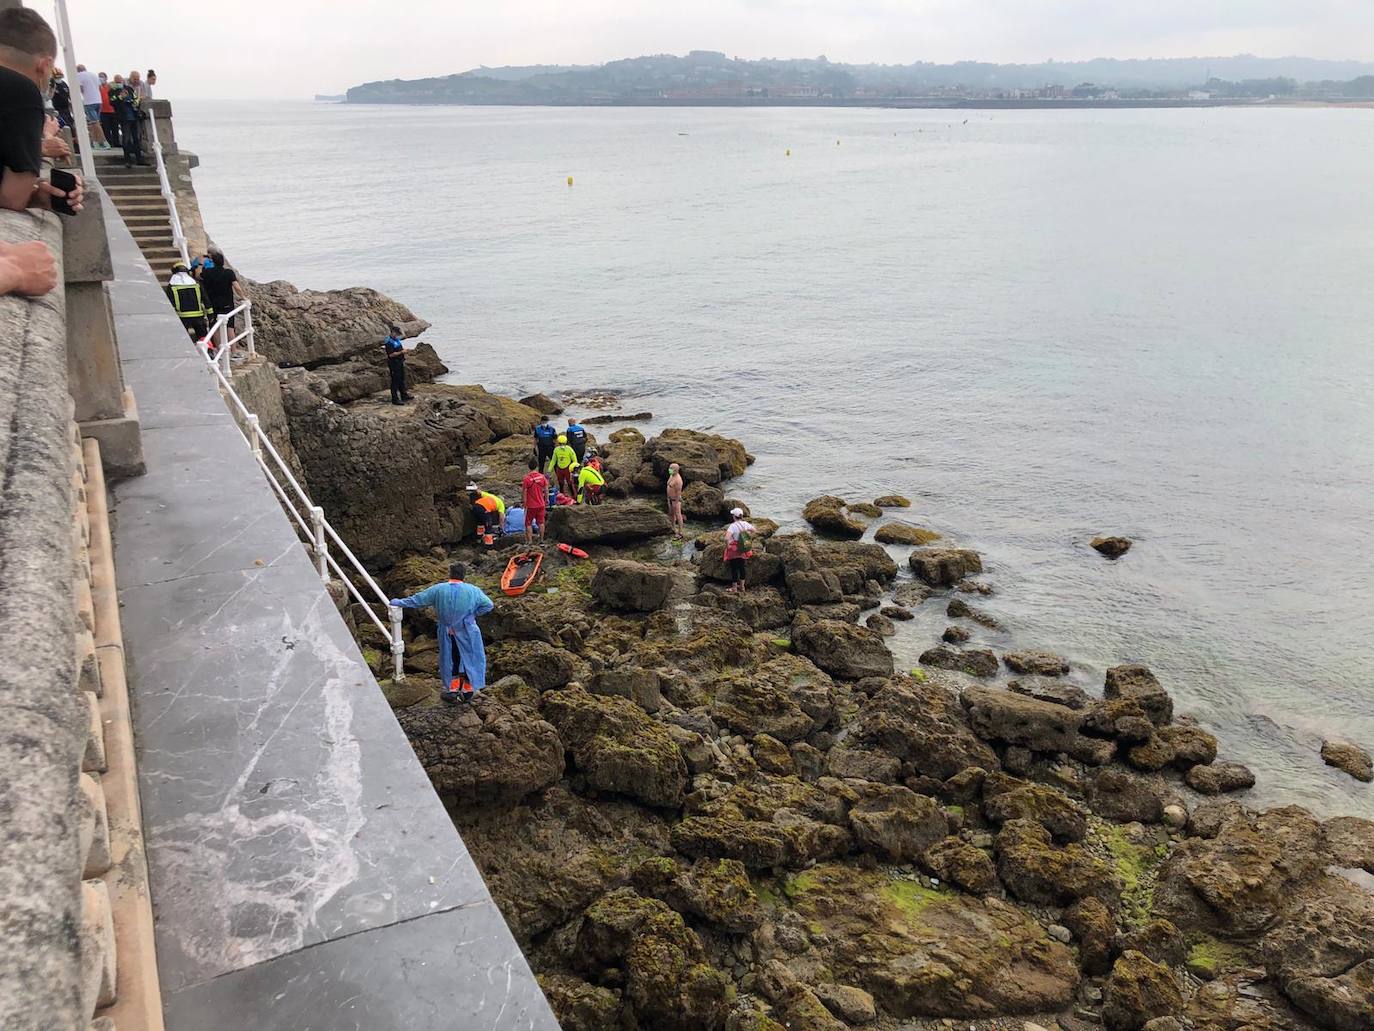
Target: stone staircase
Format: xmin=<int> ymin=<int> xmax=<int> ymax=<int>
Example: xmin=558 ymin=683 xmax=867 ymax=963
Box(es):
xmin=94 ymin=151 xmax=182 ymax=276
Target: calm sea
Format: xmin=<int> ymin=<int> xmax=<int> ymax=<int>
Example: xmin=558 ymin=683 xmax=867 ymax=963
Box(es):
xmin=173 ymin=100 xmax=1374 ymax=818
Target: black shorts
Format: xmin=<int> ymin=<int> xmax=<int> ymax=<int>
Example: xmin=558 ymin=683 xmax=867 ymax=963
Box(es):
xmin=213 ymin=310 xmax=237 ymax=330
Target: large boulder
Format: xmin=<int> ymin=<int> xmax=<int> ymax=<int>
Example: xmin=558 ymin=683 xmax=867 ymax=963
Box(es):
xmin=591 ymin=559 xmax=676 ymax=612
xmin=1321 ymin=739 xmax=1373 ymax=783
xmin=1009 ymin=676 xmax=1091 ymax=710
xmin=919 ymin=645 xmax=998 ymax=679
xmin=680 ymin=481 xmax=727 ymax=520
xmin=802 ymin=496 xmax=867 ymax=540
xmin=575 ymin=889 xmax=733 ymax=1031
xmin=538 ymin=974 xmax=621 ymax=1031
xmin=395 ymin=696 xmax=564 ymax=807
xmin=919 ymin=837 xmax=998 ymax=895
xmin=710 ymin=667 xmax=818 ymax=743
xmin=541 ymin=689 xmax=688 ymax=807
xmin=851 ymin=675 xmax=999 ymax=780
xmin=457 ymin=787 xmax=672 ymax=945
xmin=1155 ymin=805 xmax=1327 ymax=939
xmin=548 ymin=501 xmax=672 ymax=545
xmin=1259 ymin=875 xmax=1374 ymax=1030
xmin=246 ymin=277 xmax=430 ymax=367
xmin=1104 ymin=951 xmax=1184 ymax=1031
xmin=995 ymin=819 xmax=1121 ymax=908
xmin=961 ymin=685 xmax=1104 ymax=763
xmin=485 ymin=639 xmax=576 ymax=692
xmin=908 ymin=547 xmax=983 ymax=586
xmin=982 ymin=776 xmax=1089 ymax=842
xmin=794 ymin=619 xmax=895 ymax=680
xmin=873 ymin=523 xmax=940 ymax=545
xmin=630 ymin=856 xmax=763 ymax=933
xmin=641 ymin=428 xmax=750 ymax=485
xmin=1104 ymin=665 xmax=1173 ymax=726
xmin=1002 ymin=650 xmax=1070 ymax=676
xmin=783 ymin=864 xmax=1079 ymax=1017
xmin=279 ymin=371 xmax=473 ymax=565
xmin=848 ymin=786 xmax=949 ymax=863
xmin=308 ymin=341 xmax=448 ymax=403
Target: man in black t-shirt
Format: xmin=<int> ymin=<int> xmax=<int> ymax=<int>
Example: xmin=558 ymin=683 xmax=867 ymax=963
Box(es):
xmin=0 ymin=9 xmax=81 ymax=214
xmin=195 ymin=249 xmax=246 ymax=341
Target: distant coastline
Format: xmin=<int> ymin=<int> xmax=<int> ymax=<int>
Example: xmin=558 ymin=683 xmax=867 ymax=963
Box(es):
xmin=340 ymin=96 xmax=1365 ymax=110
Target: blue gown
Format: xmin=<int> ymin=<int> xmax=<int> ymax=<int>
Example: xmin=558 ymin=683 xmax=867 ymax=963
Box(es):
xmin=391 ymin=580 xmax=495 ymax=691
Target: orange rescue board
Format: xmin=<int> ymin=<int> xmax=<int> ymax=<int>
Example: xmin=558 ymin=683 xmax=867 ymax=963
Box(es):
xmin=502 ymin=551 xmax=544 ymax=596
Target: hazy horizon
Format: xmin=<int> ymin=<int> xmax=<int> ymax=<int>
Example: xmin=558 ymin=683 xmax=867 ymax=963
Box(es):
xmin=59 ymin=0 xmax=1374 ymax=100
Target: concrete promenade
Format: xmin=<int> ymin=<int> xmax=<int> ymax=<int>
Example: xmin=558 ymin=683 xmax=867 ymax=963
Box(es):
xmin=104 ymin=200 xmax=557 ymax=1027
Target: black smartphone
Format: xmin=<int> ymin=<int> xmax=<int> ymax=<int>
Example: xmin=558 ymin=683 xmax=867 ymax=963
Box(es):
xmin=48 ymin=168 xmax=78 ymax=217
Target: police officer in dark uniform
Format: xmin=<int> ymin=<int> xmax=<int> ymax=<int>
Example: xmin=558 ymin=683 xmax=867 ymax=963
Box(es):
xmin=533 ymin=415 xmax=557 ymax=471
xmin=383 ymin=324 xmax=412 ymax=405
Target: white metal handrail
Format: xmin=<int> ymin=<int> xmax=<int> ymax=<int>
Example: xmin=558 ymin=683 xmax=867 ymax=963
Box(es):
xmin=189 ymin=307 xmax=406 ymax=682
xmin=147 ymin=109 xmax=189 ymax=266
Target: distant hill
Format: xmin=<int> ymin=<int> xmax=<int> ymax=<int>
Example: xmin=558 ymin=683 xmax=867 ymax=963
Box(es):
xmin=345 ymin=51 xmax=1374 ymax=105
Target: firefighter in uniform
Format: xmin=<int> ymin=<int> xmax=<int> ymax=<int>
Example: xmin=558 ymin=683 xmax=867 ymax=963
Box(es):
xmin=166 ymin=263 xmax=209 ymax=343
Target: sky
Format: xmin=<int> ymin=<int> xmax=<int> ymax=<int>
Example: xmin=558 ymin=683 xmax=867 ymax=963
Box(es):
xmin=57 ymin=0 xmax=1374 ymax=100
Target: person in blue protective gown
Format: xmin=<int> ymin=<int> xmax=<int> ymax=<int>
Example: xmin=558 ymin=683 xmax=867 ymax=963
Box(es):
xmin=389 ymin=562 xmax=494 ymax=703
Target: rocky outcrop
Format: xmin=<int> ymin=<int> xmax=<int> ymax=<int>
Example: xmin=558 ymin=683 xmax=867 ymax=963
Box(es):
xmin=1091 ymin=535 xmax=1133 ymax=558
xmin=1104 ymin=951 xmax=1184 ymax=1030
xmin=395 ymin=695 xmax=564 ymax=807
xmin=801 ymin=496 xmax=866 ymax=540
xmin=542 ymin=689 xmax=688 ymax=808
xmin=307 ymin=341 xmax=448 ymax=403
xmin=794 ymin=619 xmax=894 ymax=680
xmin=873 ymin=523 xmax=939 ymax=545
xmin=548 ymin=502 xmax=672 ymax=545
xmin=245 ymin=277 xmax=430 ymax=367
xmin=575 ymin=888 xmax=733 ymax=1031
xmin=591 ymin=560 xmax=677 ymax=612
xmin=920 ymin=645 xmax=998 ymax=678
xmin=909 ymin=546 xmax=983 ymax=586
xmin=1321 ymin=739 xmax=1373 ymax=782
xmin=640 ymin=429 xmax=750 ymax=485
xmin=1003 ymin=649 xmax=1070 ymax=676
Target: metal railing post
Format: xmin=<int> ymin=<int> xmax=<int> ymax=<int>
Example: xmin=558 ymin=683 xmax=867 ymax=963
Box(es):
xmin=311 ymin=506 xmax=328 ymax=583
xmin=53 ymin=0 xmax=97 ymax=182
xmin=389 ymin=606 xmax=406 ymax=683
xmin=246 ymin=414 xmax=262 ymax=460
xmin=243 ymin=301 xmax=256 ymax=357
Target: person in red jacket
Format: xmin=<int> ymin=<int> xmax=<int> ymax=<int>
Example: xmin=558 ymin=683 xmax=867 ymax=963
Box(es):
xmin=521 ymin=457 xmax=548 ymax=545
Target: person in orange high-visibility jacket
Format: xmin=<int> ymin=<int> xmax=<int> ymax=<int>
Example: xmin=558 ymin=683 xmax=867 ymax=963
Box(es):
xmin=468 ymin=484 xmax=506 ymax=539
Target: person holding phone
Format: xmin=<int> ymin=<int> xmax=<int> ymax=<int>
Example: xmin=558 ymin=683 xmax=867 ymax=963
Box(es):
xmin=0 ymin=8 xmax=82 ymax=215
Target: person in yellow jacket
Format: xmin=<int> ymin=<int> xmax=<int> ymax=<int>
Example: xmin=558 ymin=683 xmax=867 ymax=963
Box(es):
xmin=575 ymin=463 xmax=605 ymax=506
xmin=467 ymin=484 xmax=506 ymax=543
xmin=166 ymin=262 xmax=209 ymax=342
xmin=549 ymin=435 xmax=578 ymax=497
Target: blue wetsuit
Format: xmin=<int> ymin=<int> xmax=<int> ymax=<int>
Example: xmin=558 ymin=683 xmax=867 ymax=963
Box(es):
xmin=391 ymin=580 xmax=494 ymax=693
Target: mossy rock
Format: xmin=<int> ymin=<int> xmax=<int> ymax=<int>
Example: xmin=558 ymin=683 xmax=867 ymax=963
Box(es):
xmin=1184 ymin=935 xmax=1251 ymax=980
xmin=382 ymin=675 xmax=436 ymax=708
xmin=873 ymin=523 xmax=941 ymax=546
xmin=874 ymin=494 xmax=912 ymax=508
xmin=848 ymin=501 xmax=884 ymax=518
xmin=1090 ymin=818 xmax=1168 ymax=928
xmin=383 ymin=554 xmax=452 ymax=597
xmin=779 ymin=863 xmax=1078 ymax=1018
xmin=538 ymin=973 xmax=623 ymax=1031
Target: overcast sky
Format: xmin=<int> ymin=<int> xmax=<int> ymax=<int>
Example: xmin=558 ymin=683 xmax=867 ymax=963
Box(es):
xmin=57 ymin=0 xmax=1374 ymax=100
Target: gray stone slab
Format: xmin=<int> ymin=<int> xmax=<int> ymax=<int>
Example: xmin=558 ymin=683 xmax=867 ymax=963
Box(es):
xmin=161 ymin=900 xmax=558 ymax=1031
xmin=119 ymin=561 xmax=494 ymax=994
xmin=109 ymin=309 xmax=204 ymax=359
xmin=120 ymin=357 xmax=236 ymax=429
xmin=113 ymin=426 xmax=298 ymax=586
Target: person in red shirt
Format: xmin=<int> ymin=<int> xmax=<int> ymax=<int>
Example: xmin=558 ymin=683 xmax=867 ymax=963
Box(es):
xmin=521 ymin=457 xmax=549 ymax=545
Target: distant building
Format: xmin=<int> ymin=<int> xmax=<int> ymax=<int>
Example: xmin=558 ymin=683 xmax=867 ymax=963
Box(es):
xmin=1187 ymin=90 xmax=1213 ymax=100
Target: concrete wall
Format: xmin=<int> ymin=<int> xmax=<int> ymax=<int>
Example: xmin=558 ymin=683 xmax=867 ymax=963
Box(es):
xmin=0 ymin=205 xmax=140 ymax=1029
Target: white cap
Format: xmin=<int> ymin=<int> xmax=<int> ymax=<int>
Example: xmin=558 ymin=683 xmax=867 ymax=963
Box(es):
xmin=730 ymin=507 xmax=745 ymax=518
xmin=466 ymin=483 xmax=479 ymax=491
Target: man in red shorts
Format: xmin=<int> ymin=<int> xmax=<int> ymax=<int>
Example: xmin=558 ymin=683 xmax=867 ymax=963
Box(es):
xmin=522 ymin=457 xmax=549 ymax=545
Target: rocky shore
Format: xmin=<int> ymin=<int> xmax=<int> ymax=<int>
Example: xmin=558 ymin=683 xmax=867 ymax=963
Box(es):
xmin=240 ymin=280 xmax=1373 ymax=1031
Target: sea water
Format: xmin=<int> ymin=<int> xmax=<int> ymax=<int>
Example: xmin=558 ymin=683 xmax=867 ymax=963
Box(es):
xmin=176 ymin=100 xmax=1374 ymax=817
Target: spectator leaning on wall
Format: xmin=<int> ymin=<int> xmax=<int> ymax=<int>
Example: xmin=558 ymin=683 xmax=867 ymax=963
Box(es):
xmin=0 ymin=7 xmax=83 ymax=214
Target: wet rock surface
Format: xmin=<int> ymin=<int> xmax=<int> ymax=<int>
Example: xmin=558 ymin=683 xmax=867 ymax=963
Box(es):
xmin=316 ymin=370 xmax=1370 ymax=1030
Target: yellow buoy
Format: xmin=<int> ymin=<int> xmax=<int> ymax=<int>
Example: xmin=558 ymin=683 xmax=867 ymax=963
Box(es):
xmin=567 ymin=175 xmax=574 ymax=186
xmin=785 ymin=148 xmax=791 ymax=157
